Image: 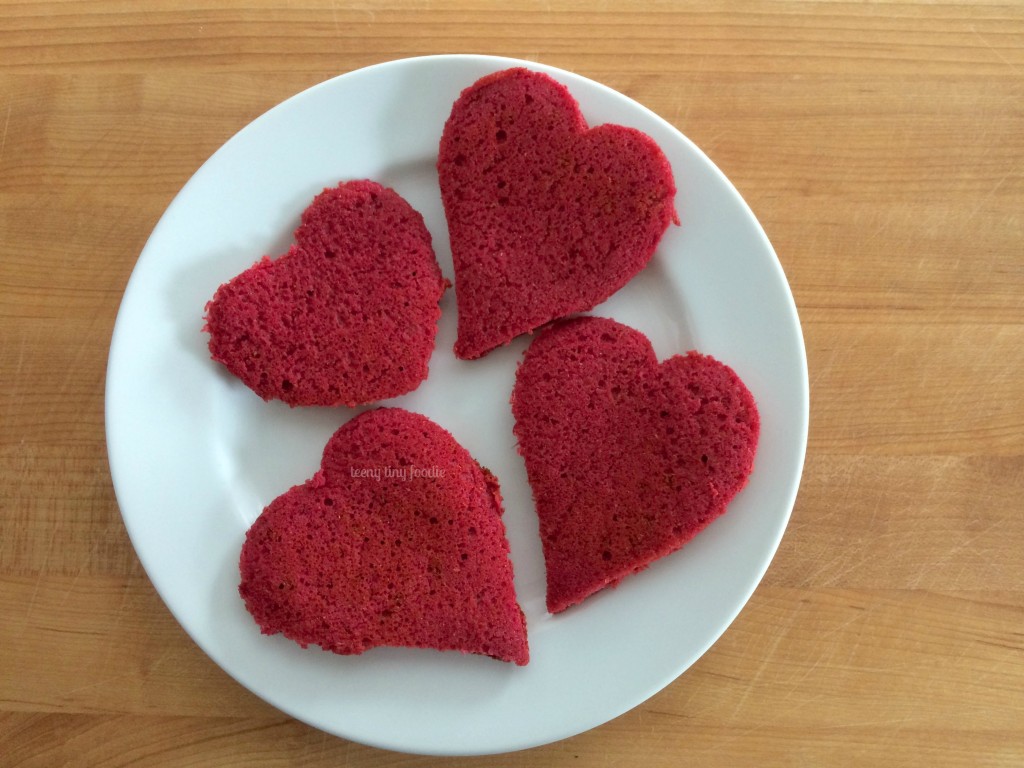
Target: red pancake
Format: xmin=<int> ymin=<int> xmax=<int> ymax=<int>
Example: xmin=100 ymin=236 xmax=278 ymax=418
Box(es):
xmin=239 ymin=408 xmax=529 ymax=665
xmin=511 ymin=317 xmax=759 ymax=613
xmin=438 ymin=68 xmax=678 ymax=360
xmin=205 ymin=181 xmax=446 ymax=407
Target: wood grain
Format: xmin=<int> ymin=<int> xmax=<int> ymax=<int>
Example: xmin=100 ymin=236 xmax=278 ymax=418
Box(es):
xmin=2 ymin=1 xmax=1022 ymax=765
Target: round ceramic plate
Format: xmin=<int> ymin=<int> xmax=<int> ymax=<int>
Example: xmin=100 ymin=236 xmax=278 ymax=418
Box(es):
xmin=106 ymin=55 xmax=808 ymax=756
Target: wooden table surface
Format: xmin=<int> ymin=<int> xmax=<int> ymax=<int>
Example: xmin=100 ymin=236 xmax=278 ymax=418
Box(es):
xmin=2 ymin=1 xmax=1022 ymax=765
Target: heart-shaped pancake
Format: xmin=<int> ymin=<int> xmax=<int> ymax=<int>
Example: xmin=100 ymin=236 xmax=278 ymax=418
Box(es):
xmin=239 ymin=407 xmax=529 ymax=665
xmin=205 ymin=180 xmax=446 ymax=407
xmin=511 ymin=317 xmax=759 ymax=613
xmin=438 ymin=68 xmax=678 ymax=360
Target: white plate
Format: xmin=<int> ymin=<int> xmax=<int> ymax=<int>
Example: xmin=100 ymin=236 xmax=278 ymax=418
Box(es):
xmin=105 ymin=54 xmax=808 ymax=756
